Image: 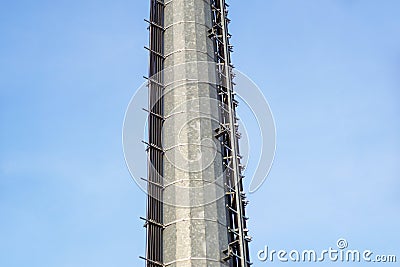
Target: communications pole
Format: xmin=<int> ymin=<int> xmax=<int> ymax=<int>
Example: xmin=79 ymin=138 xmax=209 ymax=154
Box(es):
xmin=144 ymin=1 xmax=251 ymax=266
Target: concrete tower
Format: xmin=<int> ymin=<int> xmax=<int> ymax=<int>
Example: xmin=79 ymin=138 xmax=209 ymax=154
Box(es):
xmin=144 ymin=1 xmax=251 ymax=266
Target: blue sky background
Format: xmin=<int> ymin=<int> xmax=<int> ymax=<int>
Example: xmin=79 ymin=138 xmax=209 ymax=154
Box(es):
xmin=1 ymin=0 xmax=399 ymax=266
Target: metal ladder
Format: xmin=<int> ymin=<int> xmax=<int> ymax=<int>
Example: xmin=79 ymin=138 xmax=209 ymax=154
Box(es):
xmin=143 ymin=0 xmax=165 ymax=266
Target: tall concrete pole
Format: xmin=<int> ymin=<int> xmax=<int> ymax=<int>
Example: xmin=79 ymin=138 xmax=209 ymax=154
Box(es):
xmin=162 ymin=0 xmax=228 ymax=266
xmin=145 ymin=0 xmax=250 ymax=266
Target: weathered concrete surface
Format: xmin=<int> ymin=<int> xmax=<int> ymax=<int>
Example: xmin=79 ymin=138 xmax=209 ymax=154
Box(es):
xmin=162 ymin=0 xmax=228 ymax=266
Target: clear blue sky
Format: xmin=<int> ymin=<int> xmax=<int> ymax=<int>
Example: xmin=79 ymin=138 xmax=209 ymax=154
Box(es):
xmin=0 ymin=1 xmax=399 ymax=266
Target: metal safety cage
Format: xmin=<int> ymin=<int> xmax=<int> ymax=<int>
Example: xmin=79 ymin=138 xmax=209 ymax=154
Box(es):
xmin=143 ymin=0 xmax=165 ymax=267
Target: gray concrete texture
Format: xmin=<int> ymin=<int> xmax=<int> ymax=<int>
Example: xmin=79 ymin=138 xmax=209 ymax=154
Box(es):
xmin=161 ymin=0 xmax=229 ymax=266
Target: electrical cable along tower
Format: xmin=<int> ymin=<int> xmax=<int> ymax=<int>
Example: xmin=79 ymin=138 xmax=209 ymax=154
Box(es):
xmin=143 ymin=0 xmax=251 ymax=266
xmin=210 ymin=1 xmax=252 ymax=266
